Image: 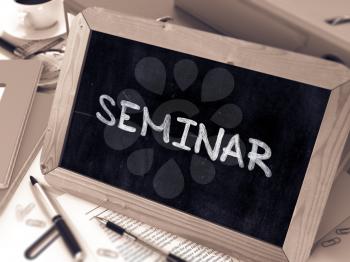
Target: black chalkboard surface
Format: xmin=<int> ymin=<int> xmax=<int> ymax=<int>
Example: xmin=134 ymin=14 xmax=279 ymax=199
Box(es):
xmin=60 ymin=30 xmax=330 ymax=246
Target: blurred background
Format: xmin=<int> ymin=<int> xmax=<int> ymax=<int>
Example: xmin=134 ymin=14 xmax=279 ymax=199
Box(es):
xmin=0 ymin=0 xmax=349 ymax=88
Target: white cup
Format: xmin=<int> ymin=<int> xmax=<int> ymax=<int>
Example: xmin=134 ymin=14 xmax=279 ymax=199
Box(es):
xmin=12 ymin=0 xmax=62 ymax=30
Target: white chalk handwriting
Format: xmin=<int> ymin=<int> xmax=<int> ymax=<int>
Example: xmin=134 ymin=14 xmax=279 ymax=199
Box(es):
xmin=96 ymin=95 xmax=272 ymax=177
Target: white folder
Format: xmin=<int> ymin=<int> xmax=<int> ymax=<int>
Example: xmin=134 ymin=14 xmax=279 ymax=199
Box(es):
xmin=0 ymin=60 xmax=42 ymax=188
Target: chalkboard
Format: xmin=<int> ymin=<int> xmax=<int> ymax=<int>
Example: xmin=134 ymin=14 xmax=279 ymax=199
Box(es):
xmin=41 ymin=9 xmax=350 ymax=262
xmin=60 ymin=30 xmax=330 ymax=246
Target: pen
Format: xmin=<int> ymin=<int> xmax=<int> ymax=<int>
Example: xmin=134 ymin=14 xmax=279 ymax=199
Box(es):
xmin=0 ymin=37 xmax=25 ymax=58
xmin=95 ymin=217 xmax=186 ymax=262
xmin=29 ymin=176 xmax=84 ymax=261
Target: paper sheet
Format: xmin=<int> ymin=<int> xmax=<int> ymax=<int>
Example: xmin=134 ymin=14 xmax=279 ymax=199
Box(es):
xmin=307 ymin=169 xmax=350 ymax=262
xmin=316 ymin=170 xmax=350 ymax=240
xmin=57 ymin=194 xmax=238 ymax=262
xmin=309 ymin=216 xmax=350 ymax=262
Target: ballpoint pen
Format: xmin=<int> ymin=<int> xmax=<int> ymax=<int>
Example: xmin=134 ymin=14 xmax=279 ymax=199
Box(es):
xmin=29 ymin=176 xmax=84 ymax=261
xmin=0 ymin=37 xmax=26 ymax=58
xmin=95 ymin=216 xmax=186 ymax=262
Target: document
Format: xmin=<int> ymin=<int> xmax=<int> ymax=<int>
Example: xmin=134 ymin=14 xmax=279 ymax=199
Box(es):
xmin=57 ymin=194 xmax=238 ymax=262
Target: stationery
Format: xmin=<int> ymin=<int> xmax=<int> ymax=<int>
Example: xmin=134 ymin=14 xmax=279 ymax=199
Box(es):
xmin=3 ymin=150 xmax=349 ymax=261
xmin=0 ymin=60 xmax=42 ymax=188
xmin=29 ymin=176 xmax=84 ymax=261
xmin=95 ymin=217 xmax=186 ymax=262
xmin=25 ymin=224 xmax=60 ymax=259
xmin=0 ymin=37 xmax=25 ymax=58
xmin=309 ymin=216 xmax=350 ymax=262
xmin=0 ymin=153 xmax=82 ymax=262
xmin=0 ymin=151 xmax=235 ymax=262
xmin=57 ymin=194 xmax=237 ymax=262
xmin=0 ymin=90 xmax=54 ymax=213
xmin=0 ymin=32 xmax=65 ymax=59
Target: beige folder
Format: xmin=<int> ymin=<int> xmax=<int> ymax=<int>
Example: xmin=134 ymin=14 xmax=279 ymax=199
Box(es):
xmin=0 ymin=60 xmax=42 ymax=188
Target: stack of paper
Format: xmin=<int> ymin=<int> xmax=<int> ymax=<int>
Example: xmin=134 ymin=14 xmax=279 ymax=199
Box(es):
xmin=57 ymin=194 xmax=238 ymax=262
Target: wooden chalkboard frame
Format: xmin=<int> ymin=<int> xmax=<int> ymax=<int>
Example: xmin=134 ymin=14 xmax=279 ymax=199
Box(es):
xmin=41 ymin=8 xmax=350 ymax=262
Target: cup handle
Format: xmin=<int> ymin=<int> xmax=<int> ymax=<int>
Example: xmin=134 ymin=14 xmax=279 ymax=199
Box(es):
xmin=17 ymin=11 xmax=33 ymax=28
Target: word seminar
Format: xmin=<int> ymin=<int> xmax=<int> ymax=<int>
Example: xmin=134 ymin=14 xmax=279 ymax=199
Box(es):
xmin=96 ymin=94 xmax=272 ymax=177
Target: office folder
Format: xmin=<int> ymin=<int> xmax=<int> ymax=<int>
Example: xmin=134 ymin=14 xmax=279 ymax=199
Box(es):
xmin=0 ymin=60 xmax=42 ymax=188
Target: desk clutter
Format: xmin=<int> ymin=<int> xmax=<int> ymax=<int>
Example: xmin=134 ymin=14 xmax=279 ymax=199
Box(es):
xmin=175 ymin=0 xmax=350 ymax=66
xmin=0 ymin=152 xmax=237 ymax=261
xmin=1 ymin=3 xmax=350 ymax=262
xmin=0 ymin=0 xmax=68 ymax=88
xmin=0 ymin=0 xmax=70 ymax=213
xmin=58 ymin=194 xmax=235 ymax=262
xmin=1 ymin=152 xmax=350 ymax=262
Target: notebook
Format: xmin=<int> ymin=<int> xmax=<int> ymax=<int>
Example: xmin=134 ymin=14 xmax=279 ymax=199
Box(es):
xmin=0 ymin=60 xmax=42 ymax=188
